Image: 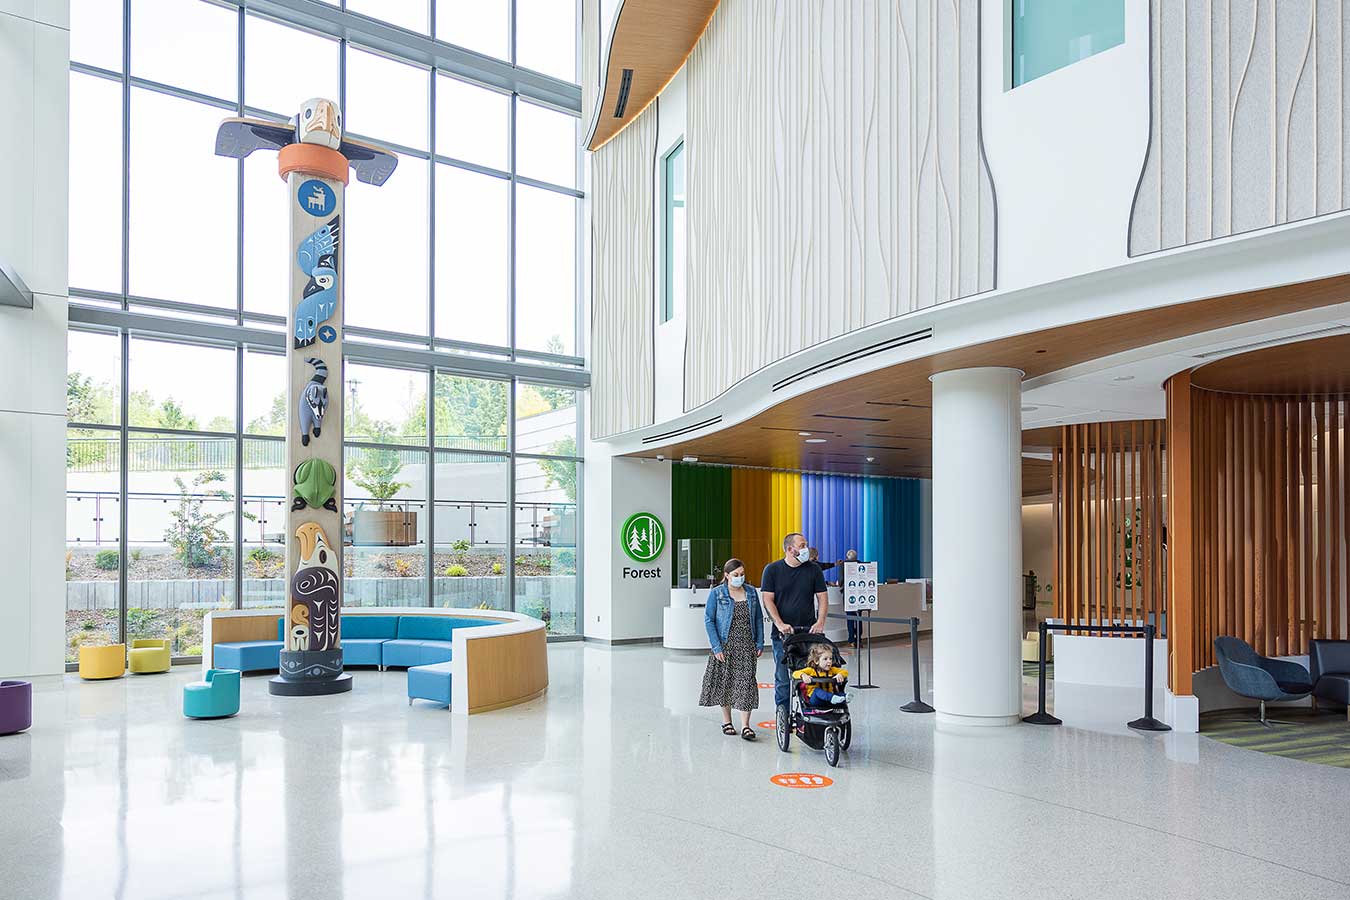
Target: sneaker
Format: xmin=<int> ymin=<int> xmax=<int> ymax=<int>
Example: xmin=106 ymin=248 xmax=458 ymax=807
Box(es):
xmin=830 ymin=693 xmax=847 ymax=705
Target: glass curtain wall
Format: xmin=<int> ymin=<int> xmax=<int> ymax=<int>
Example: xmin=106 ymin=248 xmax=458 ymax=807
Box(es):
xmin=65 ymin=0 xmax=584 ymax=662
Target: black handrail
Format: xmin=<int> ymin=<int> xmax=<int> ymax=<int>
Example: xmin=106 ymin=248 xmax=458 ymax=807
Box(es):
xmin=1022 ymin=621 xmax=1170 ymax=732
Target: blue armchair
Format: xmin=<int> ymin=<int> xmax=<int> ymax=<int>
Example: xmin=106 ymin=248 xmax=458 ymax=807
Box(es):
xmin=1213 ymin=636 xmax=1313 ymax=726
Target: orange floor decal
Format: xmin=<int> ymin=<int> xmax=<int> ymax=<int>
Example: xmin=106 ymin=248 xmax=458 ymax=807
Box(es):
xmin=770 ymin=773 xmax=833 ymax=789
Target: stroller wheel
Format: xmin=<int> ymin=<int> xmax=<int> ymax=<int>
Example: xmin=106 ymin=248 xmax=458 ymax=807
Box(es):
xmin=824 ymin=726 xmax=841 ymax=767
xmin=775 ymin=705 xmax=791 ymax=752
xmin=839 ymin=720 xmax=852 ymax=751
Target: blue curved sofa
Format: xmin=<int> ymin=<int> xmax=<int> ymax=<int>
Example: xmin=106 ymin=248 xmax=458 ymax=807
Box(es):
xmin=211 ymin=615 xmax=489 ymax=673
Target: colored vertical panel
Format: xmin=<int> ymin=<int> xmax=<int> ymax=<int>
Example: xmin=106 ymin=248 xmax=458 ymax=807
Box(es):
xmin=770 ymin=471 xmax=802 ymax=549
xmin=731 ymin=468 xmax=774 ymax=586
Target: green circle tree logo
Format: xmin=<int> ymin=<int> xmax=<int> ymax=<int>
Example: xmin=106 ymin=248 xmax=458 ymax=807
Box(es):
xmin=621 ymin=512 xmax=665 ymax=563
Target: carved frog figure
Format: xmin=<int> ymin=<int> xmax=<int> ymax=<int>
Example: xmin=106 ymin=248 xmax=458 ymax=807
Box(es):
xmin=292 ymin=458 xmax=338 ymax=512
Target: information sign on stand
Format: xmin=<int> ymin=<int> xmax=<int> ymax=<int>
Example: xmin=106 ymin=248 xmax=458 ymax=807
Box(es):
xmin=843 ymin=562 xmax=879 ymax=688
xmin=844 ymin=562 xmax=879 ymax=611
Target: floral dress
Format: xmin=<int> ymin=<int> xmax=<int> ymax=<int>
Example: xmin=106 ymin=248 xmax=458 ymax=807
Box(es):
xmin=699 ymin=599 xmax=759 ymax=712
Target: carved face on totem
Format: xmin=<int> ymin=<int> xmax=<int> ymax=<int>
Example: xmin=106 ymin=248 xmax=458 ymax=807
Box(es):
xmin=296 ymin=97 xmax=341 ymax=150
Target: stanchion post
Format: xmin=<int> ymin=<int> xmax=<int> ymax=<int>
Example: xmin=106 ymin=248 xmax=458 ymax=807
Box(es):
xmin=1022 ymin=621 xmax=1061 ymax=725
xmin=900 ymin=616 xmax=934 ymax=714
xmin=853 ymin=611 xmax=879 ymax=689
xmin=1127 ymin=623 xmax=1171 ymax=732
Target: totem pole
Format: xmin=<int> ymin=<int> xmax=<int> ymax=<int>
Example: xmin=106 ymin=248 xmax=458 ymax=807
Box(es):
xmin=215 ymin=100 xmax=397 ymax=696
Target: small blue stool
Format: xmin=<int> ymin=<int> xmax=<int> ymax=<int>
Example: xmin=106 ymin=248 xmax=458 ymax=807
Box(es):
xmin=183 ymin=669 xmax=241 ymax=719
xmin=407 ymin=661 xmax=454 ymax=707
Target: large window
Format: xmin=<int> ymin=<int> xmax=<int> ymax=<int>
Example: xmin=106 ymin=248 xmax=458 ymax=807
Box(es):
xmin=662 ymin=141 xmax=685 ymax=324
xmin=1010 ymin=0 xmax=1124 ymax=87
xmin=65 ymin=1 xmax=587 ymax=659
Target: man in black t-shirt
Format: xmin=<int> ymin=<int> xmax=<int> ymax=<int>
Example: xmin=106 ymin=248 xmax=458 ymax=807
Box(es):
xmin=761 ymin=532 xmax=828 ymax=709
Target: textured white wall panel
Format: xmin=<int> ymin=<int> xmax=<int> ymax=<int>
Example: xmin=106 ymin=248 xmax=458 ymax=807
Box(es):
xmin=590 ymin=103 xmax=657 ymax=438
xmin=1131 ymin=1 xmax=1350 ymax=254
xmin=682 ymin=0 xmax=995 ymax=410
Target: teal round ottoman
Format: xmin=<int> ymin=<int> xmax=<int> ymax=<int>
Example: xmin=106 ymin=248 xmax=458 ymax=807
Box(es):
xmin=183 ymin=669 xmax=241 ymax=719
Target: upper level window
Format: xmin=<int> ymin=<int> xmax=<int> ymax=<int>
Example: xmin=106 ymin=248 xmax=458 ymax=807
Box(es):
xmin=1011 ymin=0 xmax=1123 ymax=87
xmin=663 ymin=141 xmax=685 ymax=324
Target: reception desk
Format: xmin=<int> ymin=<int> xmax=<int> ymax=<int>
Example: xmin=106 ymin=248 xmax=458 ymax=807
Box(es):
xmin=663 ymin=581 xmax=931 ymax=650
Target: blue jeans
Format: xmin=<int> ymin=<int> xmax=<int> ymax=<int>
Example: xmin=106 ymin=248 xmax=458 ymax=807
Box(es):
xmin=805 ymin=688 xmax=846 ymax=708
xmin=771 ymin=631 xmax=791 ymax=709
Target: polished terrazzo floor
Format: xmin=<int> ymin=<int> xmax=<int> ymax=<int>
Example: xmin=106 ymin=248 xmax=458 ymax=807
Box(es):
xmin=2 ymin=641 xmax=1348 ymax=900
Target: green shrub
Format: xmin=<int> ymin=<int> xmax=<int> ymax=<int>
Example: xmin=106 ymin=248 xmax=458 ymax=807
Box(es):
xmin=556 ymin=548 xmax=576 ymax=569
xmin=94 ymin=549 xmax=120 ymax=570
xmin=515 ymin=555 xmax=528 ymax=566
xmin=445 ymin=564 xmax=468 ymax=577
xmin=491 ymin=562 xmax=503 ymax=575
xmin=129 ymin=548 xmax=143 ymax=563
xmin=247 ymin=546 xmax=277 ymax=565
xmin=451 ymin=538 xmax=471 ymax=553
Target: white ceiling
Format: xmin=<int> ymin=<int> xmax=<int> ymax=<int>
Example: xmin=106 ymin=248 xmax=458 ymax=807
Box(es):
xmin=1019 ymin=303 xmax=1350 ymax=430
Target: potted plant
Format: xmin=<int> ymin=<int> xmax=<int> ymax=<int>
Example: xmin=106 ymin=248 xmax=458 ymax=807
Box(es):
xmin=347 ymin=424 xmax=416 ymax=546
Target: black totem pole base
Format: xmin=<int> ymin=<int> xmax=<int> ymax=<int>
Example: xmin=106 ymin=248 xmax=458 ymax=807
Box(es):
xmin=269 ymin=672 xmax=352 ymax=696
xmin=269 ymin=649 xmax=353 ymax=696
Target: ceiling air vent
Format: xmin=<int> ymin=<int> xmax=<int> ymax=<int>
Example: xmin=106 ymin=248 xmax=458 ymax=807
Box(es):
xmin=613 ymin=69 xmax=634 ymax=118
xmin=771 ymin=328 xmax=934 ymax=392
xmin=640 ymin=415 xmax=722 ymax=444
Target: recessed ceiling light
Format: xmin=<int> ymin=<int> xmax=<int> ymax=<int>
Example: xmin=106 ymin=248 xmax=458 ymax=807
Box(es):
xmin=682 ymin=456 xmax=698 ymax=462
xmin=804 ymin=438 xmax=827 ymax=444
xmin=1021 ymin=405 xmax=1038 ymax=412
xmin=798 ymin=431 xmax=811 ymax=436
xmin=866 ymin=456 xmax=875 ymax=463
xmin=1113 ymin=375 xmax=1135 ymax=382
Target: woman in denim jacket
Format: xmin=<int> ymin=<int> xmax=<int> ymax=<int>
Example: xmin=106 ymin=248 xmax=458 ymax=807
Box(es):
xmin=698 ymin=558 xmax=765 ymax=740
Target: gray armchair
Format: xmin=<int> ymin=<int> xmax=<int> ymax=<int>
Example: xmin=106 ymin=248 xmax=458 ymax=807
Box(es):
xmin=1212 ymin=636 xmax=1313 ymax=726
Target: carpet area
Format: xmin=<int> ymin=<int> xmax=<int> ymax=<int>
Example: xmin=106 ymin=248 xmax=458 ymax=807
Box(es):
xmin=1022 ymin=661 xmax=1053 ymax=678
xmin=1200 ymin=707 xmax=1350 ymax=768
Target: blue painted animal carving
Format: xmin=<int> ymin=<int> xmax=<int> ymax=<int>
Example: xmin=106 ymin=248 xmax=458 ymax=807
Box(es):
xmin=299 ymin=357 xmax=328 ymax=446
xmin=294 ymin=216 xmax=340 ymax=348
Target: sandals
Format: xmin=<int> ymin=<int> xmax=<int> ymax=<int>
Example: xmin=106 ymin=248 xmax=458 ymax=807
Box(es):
xmin=722 ymin=722 xmax=737 ymax=735
xmin=741 ymin=727 xmax=757 ymax=741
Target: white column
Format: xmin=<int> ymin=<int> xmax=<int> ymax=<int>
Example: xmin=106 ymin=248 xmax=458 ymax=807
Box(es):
xmin=930 ymin=367 xmax=1023 ymax=726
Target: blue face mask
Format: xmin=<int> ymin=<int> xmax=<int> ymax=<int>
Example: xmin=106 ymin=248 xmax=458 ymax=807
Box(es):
xmin=728 ymin=574 xmax=745 ymax=588
xmin=796 ymin=547 xmax=811 ymax=563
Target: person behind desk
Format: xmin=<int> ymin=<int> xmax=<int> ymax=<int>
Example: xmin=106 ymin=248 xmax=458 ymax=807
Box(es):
xmin=809 ymin=546 xmax=835 ymax=575
xmin=841 ymin=548 xmax=860 ymax=646
xmin=761 ymin=533 xmax=828 ymax=710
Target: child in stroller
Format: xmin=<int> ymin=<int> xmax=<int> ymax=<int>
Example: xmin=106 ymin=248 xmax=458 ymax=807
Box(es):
xmin=792 ymin=643 xmax=850 ymax=708
xmin=774 ymin=630 xmax=852 ymax=767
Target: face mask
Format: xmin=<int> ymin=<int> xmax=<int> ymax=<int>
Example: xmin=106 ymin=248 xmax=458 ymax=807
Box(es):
xmin=728 ymin=575 xmax=745 ymax=588
xmin=796 ymin=547 xmax=811 ymax=563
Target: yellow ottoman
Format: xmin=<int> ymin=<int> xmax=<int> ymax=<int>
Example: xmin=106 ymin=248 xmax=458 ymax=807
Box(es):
xmin=1022 ymin=631 xmax=1052 ymax=663
xmin=129 ymin=639 xmax=171 ymax=674
xmin=79 ymin=643 xmax=126 ymax=680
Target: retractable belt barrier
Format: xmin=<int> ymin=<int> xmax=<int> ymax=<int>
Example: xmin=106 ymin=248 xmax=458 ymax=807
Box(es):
xmin=825 ymin=613 xmax=934 ymax=714
xmin=1023 ymin=622 xmax=1171 ymax=732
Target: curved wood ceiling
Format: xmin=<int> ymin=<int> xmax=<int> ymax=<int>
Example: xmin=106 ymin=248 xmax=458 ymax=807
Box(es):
xmin=1191 ymin=333 xmax=1350 ymax=398
xmin=626 ymin=274 xmax=1350 ymax=482
xmin=585 ymin=0 xmax=720 ymax=151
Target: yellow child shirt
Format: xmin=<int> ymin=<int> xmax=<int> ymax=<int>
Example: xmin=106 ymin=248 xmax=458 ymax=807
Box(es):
xmin=790 ymin=665 xmax=848 ymax=698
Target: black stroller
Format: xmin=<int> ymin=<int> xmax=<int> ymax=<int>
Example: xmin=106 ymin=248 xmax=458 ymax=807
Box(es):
xmin=775 ymin=630 xmax=851 ymax=767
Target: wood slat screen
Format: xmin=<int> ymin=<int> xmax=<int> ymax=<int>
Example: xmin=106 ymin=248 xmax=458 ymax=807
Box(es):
xmin=1052 ymin=421 xmax=1167 ymax=631
xmin=1188 ymin=391 xmax=1349 ymax=669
